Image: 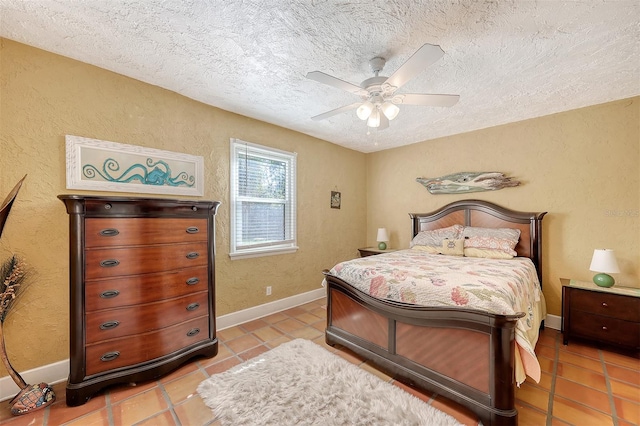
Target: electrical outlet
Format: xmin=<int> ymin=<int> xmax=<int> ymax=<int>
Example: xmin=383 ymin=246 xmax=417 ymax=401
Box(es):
xmin=266 ymin=286 xmax=272 ymax=296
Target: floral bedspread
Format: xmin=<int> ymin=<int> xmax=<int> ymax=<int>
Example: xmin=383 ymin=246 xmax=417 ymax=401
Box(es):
xmin=327 ymin=249 xmax=543 ymax=384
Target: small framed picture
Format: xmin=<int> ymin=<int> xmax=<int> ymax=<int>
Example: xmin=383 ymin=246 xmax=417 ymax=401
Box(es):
xmin=331 ymin=191 xmax=341 ymax=209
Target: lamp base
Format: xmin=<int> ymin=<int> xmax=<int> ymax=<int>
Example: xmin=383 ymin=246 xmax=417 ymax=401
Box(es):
xmin=593 ymin=273 xmax=615 ymax=288
xmin=378 ymin=242 xmax=387 ymax=250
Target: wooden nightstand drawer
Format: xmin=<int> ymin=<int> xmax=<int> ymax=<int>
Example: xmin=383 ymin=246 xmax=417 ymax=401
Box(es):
xmin=571 ymin=290 xmax=640 ymax=322
xmin=570 ymin=310 xmax=640 ymax=348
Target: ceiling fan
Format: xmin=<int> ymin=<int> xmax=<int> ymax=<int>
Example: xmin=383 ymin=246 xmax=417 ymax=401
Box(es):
xmin=306 ymin=43 xmax=459 ymax=130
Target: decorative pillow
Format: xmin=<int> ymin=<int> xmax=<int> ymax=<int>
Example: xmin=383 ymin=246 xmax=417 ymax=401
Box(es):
xmin=463 ymin=236 xmax=518 ymax=257
xmin=411 ymin=245 xmax=439 ymax=254
xmin=410 ymin=224 xmax=464 ymax=248
xmin=437 ymin=238 xmax=464 ymax=256
xmin=462 ymin=226 xmax=521 ymax=242
xmin=463 ymin=247 xmax=515 ymax=259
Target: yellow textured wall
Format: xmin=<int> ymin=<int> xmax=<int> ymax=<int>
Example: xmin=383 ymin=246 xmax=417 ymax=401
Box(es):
xmin=366 ymin=97 xmax=640 ymax=316
xmin=0 ymin=39 xmax=367 ymax=375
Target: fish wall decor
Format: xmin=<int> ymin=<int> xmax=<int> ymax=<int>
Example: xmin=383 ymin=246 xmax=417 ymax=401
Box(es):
xmin=416 ymin=172 xmax=520 ymax=194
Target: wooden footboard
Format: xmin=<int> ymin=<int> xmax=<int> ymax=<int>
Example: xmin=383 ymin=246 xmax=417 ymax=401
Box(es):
xmin=325 ymin=275 xmax=524 ymax=426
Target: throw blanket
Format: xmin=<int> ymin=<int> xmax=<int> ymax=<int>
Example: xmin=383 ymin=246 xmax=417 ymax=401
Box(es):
xmin=327 ymin=249 xmax=543 ymax=384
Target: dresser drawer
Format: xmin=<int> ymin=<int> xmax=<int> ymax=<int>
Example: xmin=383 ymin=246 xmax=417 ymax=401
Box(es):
xmin=571 ymin=289 xmax=640 ymax=322
xmin=85 ymin=242 xmax=208 ymax=279
xmin=85 ymin=266 xmax=208 ymax=311
xmin=570 ymin=310 xmax=640 ymax=348
xmin=85 ymin=291 xmax=209 ymax=343
xmin=85 ymin=218 xmax=208 ymax=248
xmin=85 ymin=315 xmax=210 ymax=376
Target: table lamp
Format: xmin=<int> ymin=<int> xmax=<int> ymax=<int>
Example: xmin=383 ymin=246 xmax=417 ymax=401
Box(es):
xmin=377 ymin=228 xmax=389 ymax=250
xmin=589 ymin=249 xmax=620 ymax=287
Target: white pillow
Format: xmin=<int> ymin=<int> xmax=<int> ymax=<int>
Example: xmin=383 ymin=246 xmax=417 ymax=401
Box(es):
xmin=410 ymin=224 xmax=463 ymax=248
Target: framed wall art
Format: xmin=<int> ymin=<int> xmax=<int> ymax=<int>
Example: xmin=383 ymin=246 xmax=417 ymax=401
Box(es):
xmin=65 ymin=135 xmax=204 ymax=196
xmin=331 ymin=191 xmax=341 ymax=209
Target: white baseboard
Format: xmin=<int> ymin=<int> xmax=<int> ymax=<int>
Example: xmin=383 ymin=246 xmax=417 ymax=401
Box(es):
xmin=545 ymin=313 xmax=561 ymax=331
xmin=0 ymin=287 xmax=326 ymax=402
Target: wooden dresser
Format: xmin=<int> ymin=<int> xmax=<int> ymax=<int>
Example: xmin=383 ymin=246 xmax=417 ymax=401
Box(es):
xmin=561 ymin=278 xmax=640 ymax=355
xmin=59 ymin=195 xmax=220 ymax=406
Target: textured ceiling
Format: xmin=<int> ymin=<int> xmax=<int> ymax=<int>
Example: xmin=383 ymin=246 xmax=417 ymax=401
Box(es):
xmin=1 ymin=1 xmax=639 ymax=153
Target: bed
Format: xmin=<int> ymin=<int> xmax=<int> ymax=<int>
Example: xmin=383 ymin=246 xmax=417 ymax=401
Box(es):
xmin=323 ymin=200 xmax=546 ymax=426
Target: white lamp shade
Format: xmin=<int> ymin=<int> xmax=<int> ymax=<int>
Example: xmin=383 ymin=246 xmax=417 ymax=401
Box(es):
xmin=380 ymin=102 xmax=400 ymax=120
xmin=367 ymin=108 xmax=381 ymax=127
xmin=356 ymin=102 xmax=374 ymax=120
xmin=376 ymin=228 xmax=389 ymax=242
xmin=589 ymin=249 xmax=620 ymax=273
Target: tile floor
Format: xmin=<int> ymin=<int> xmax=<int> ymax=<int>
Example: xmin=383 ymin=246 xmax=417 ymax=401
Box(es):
xmin=1 ymin=298 xmax=638 ymax=426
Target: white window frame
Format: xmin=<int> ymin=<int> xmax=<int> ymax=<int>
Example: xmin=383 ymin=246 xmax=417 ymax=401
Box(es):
xmin=229 ymin=138 xmax=298 ymax=259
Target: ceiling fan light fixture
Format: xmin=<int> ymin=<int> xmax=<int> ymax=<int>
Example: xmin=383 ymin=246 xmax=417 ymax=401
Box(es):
xmin=380 ymin=102 xmax=400 ymax=120
xmin=367 ymin=108 xmax=381 ymax=127
xmin=356 ymin=102 xmax=374 ymax=120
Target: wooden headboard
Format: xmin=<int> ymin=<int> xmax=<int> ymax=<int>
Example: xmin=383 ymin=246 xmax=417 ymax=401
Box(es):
xmin=409 ymin=200 xmax=547 ymax=284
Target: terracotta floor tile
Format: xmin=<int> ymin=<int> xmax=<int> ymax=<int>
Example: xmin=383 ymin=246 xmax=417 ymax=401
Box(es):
xmin=552 ymin=395 xmax=614 ymax=426
xmin=514 ymin=402 xmax=548 ymax=426
xmin=0 ymin=405 xmax=45 ymax=426
xmin=260 ymin=311 xmax=289 ymax=324
xmin=272 ymin=317 xmax=306 ymax=333
xmin=251 ymin=325 xmax=285 ymax=342
xmin=224 ymin=333 xmax=261 ymax=354
xmin=560 ymin=341 xmax=601 ymax=360
xmin=158 ymin=360 xmax=200 ymax=383
xmin=553 ymin=377 xmax=611 ymax=414
xmin=607 ymin=364 xmax=640 ymax=386
xmin=538 ymin=354 xmax=555 ymax=373
xmin=536 ymin=344 xmax=556 ymax=360
xmin=237 ymin=343 xmax=270 ymax=361
xmin=265 ymin=335 xmax=293 ymax=348
xmin=534 ymin=371 xmax=553 ymax=391
xmin=162 ymin=370 xmax=208 ymax=404
xmin=602 ymin=351 xmax=640 ymax=370
xmin=558 ymin=350 xmax=603 ymax=372
xmin=537 ymin=329 xmax=559 ymax=348
xmin=619 ymin=419 xmax=638 ymax=426
xmin=111 ymin=388 xmax=168 ymax=425
xmin=216 ymin=325 xmax=246 ymax=341
xmin=335 ymin=347 xmax=366 ymax=365
xmin=515 ymin=382 xmax=550 ymax=412
xmin=135 ymin=410 xmax=176 ymax=426
xmin=174 ymin=394 xmax=217 ymax=426
xmin=109 ymin=380 xmax=158 ymax=404
xmin=556 ymin=361 xmax=608 ymax=392
xmin=310 ymin=307 xmax=327 ymax=318
xmin=431 ymin=395 xmax=479 ymax=426
xmin=550 ymin=416 xmax=572 ymax=425
xmin=204 ymin=356 xmax=241 ymax=376
xmin=288 ymin=325 xmax=324 ymax=340
xmin=239 ymin=318 xmax=269 ymax=332
xmin=614 ymin=397 xmax=640 ymax=424
xmin=47 ymin=392 xmax=106 ymax=425
xmin=311 ymin=320 xmax=326 ymax=331
xmin=281 ymin=306 xmax=307 ymax=317
xmin=360 ymin=361 xmax=393 ymax=382
xmin=295 ymin=311 xmax=323 ymax=325
xmin=609 ymin=378 xmax=640 ymax=401
xmin=61 ymin=407 xmax=110 ymax=426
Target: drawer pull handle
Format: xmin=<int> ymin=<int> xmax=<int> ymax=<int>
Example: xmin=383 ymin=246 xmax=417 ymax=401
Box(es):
xmin=192 ymin=206 xmax=198 ymax=211
xmin=602 ymin=326 xmax=608 ymax=331
xmin=186 ymin=277 xmax=200 ymax=286
xmin=104 ymin=203 xmax=112 ymax=210
xmin=100 ymin=259 xmax=120 ymax=268
xmin=187 ymin=328 xmax=200 ymax=337
xmin=186 ymin=303 xmax=200 ymax=311
xmin=99 ymin=228 xmax=120 ymax=237
xmin=100 ymin=321 xmax=120 ymax=330
xmin=186 ymin=252 xmax=199 ymax=259
xmin=602 ymin=302 xmax=608 ymax=307
xmin=100 ymin=290 xmax=120 ymax=299
xmin=100 ymin=351 xmax=120 ymax=362
xmin=186 ymin=226 xmax=199 ymax=234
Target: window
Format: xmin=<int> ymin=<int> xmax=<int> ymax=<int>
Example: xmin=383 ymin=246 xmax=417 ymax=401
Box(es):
xmin=230 ymin=139 xmax=297 ymax=259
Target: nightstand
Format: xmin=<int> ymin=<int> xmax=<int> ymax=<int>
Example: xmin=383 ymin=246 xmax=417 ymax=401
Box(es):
xmin=358 ymin=247 xmax=397 ymax=257
xmin=561 ymin=278 xmax=640 ymax=354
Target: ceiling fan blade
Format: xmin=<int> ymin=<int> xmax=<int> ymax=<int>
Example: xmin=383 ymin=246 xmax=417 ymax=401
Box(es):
xmin=396 ymin=93 xmax=460 ymax=107
xmin=306 ymin=71 xmax=364 ymax=95
xmin=311 ymin=102 xmax=361 ymax=121
xmin=384 ymin=44 xmax=445 ymax=89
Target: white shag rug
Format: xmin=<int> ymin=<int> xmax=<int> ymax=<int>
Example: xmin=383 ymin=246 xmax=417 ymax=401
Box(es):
xmin=197 ymin=338 xmax=462 ymax=426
